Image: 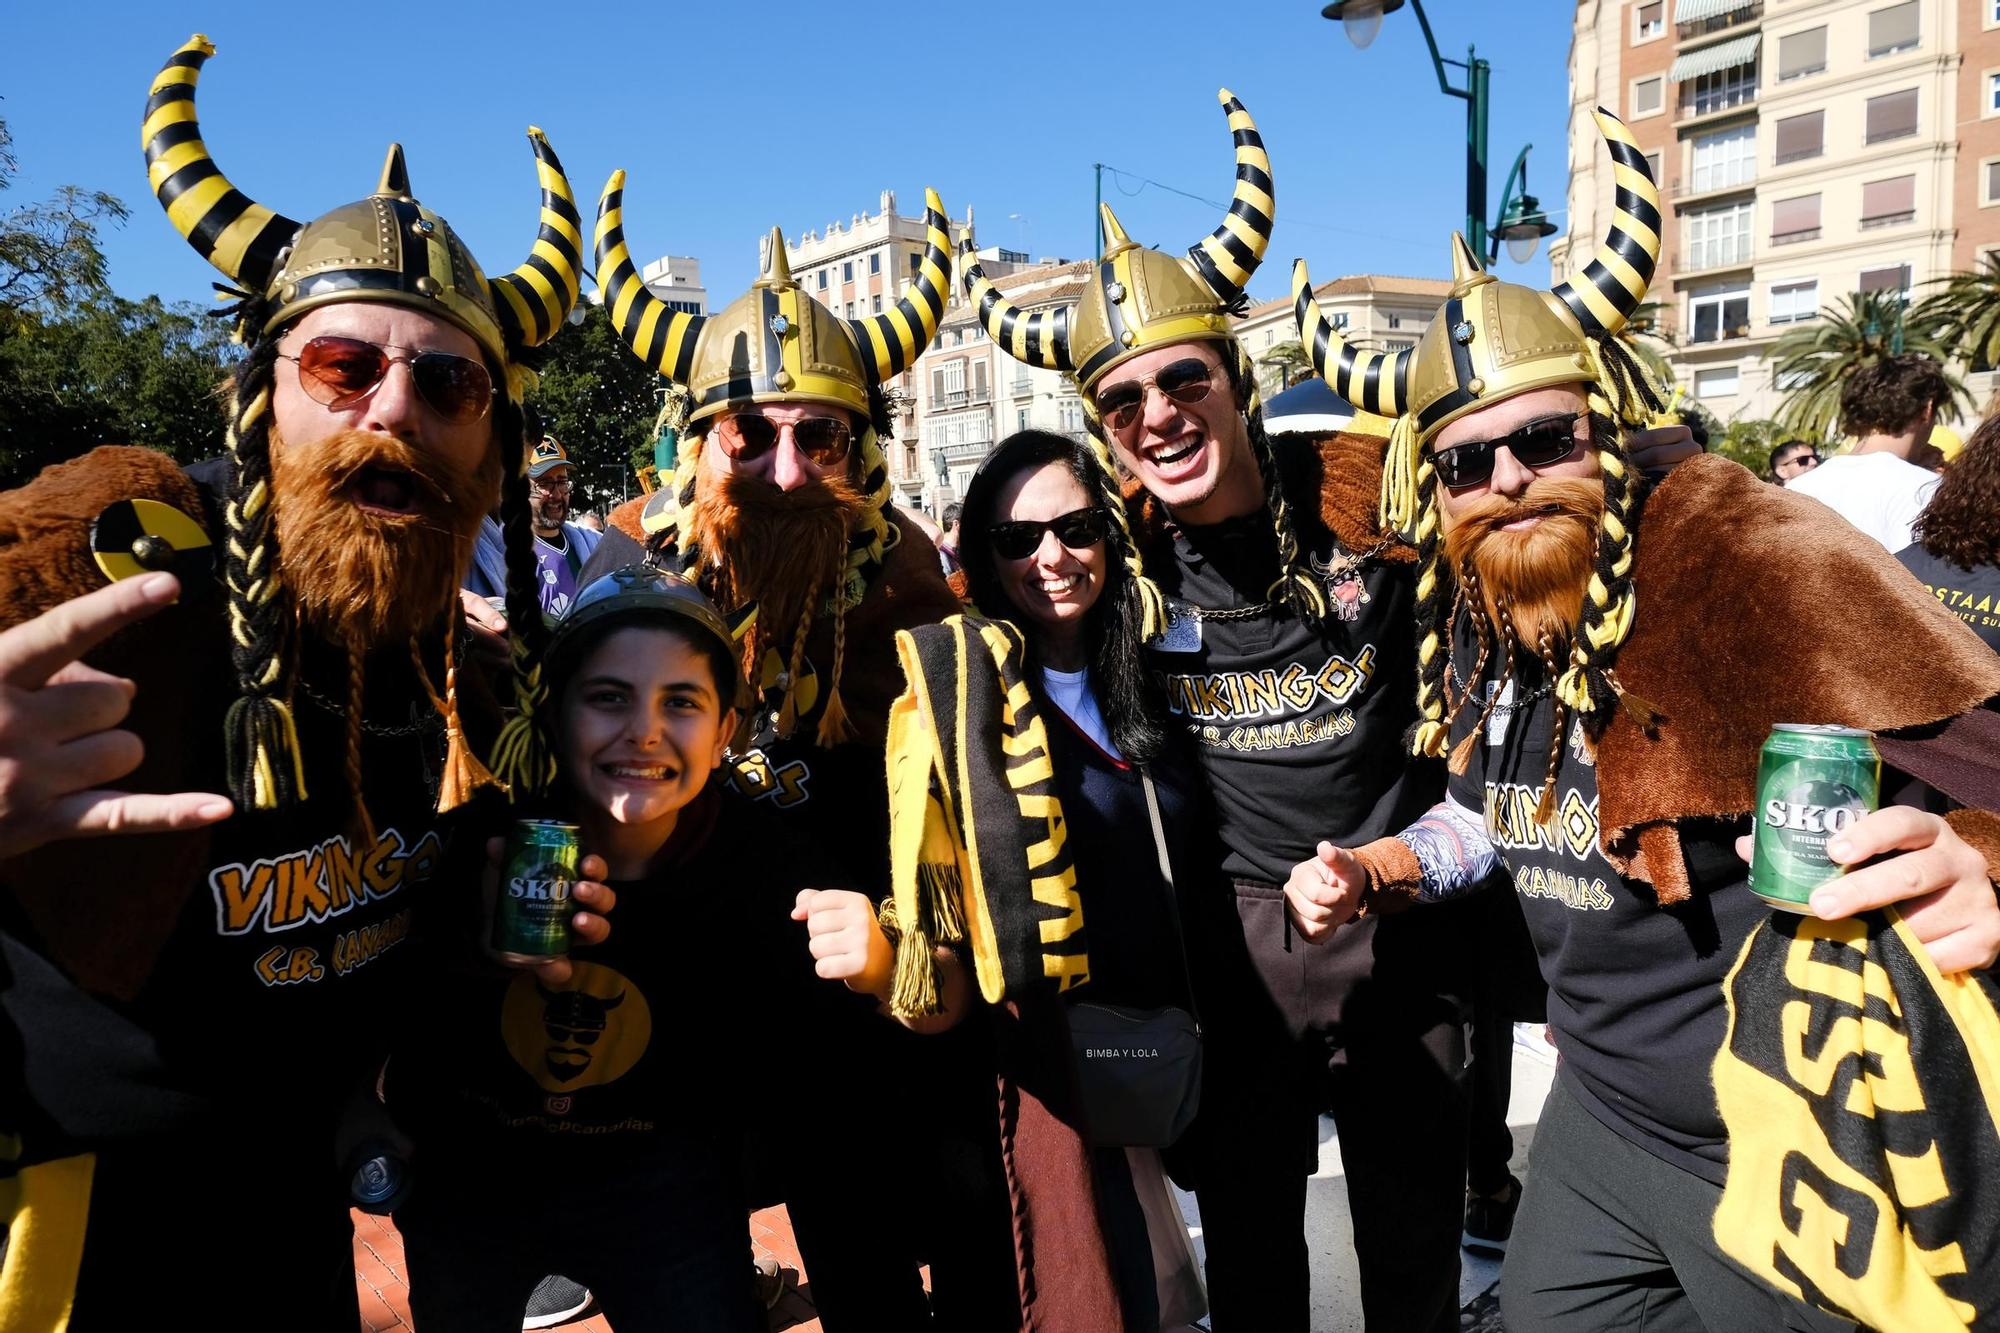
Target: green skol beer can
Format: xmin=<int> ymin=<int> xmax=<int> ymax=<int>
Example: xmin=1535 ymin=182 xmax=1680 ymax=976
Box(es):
xmin=491 ymin=820 xmax=582 ymax=964
xmin=1749 ymin=725 xmax=1880 ymax=913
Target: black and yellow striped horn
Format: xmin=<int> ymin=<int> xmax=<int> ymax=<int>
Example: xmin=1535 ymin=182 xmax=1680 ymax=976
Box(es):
xmin=959 ymin=239 xmax=1073 ymax=372
xmin=143 ymin=35 xmax=300 ymax=295
xmin=594 ymin=170 xmax=706 ymax=387
xmin=1185 ymin=88 xmax=1274 ymax=309
xmin=849 ymin=188 xmax=951 ymax=382
xmin=1550 ymin=108 xmax=1660 ymax=338
xmin=489 ymin=128 xmax=583 ymax=349
xmin=1291 ymin=258 xmax=1409 ymax=416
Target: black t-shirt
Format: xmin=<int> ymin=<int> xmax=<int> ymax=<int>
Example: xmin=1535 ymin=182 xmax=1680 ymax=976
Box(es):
xmin=1445 ymin=626 xmax=1765 ymax=1183
xmin=387 ymin=787 xmax=849 ymax=1180
xmin=1897 ymin=544 xmax=2000 ymax=652
xmin=1145 ymin=439 xmax=1441 ymax=884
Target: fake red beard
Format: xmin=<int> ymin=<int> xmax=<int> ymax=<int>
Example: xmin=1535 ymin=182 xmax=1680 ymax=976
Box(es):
xmin=1441 ymin=476 xmax=1603 ymax=653
xmin=687 ymin=467 xmax=862 ymax=649
xmin=269 ymin=427 xmax=499 ymax=647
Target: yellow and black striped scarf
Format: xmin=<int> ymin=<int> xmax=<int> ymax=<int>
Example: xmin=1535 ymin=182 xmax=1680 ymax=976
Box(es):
xmin=1713 ymin=908 xmax=2000 ymax=1328
xmin=883 ymin=615 xmax=1089 ymax=1017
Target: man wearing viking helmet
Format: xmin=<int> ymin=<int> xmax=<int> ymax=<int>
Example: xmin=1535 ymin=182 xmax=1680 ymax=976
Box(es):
xmin=961 ymin=89 xmax=1480 ymax=1331
xmin=0 ymin=36 xmax=608 ymax=1326
xmin=580 ymin=176 xmax=991 ymax=1327
xmin=1287 ymin=109 xmax=2000 ymax=1330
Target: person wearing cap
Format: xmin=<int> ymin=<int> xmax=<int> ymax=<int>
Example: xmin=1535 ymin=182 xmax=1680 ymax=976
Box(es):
xmin=468 ymin=436 xmax=603 ymax=617
xmin=387 ymin=565 xmax=905 ymax=1331
xmin=1285 ymin=111 xmax=2000 ymax=1331
xmin=0 ymin=37 xmax=606 ymax=1327
xmin=961 ymin=89 xmax=1492 ymax=1332
xmin=580 ymin=179 xmax=996 ymax=1326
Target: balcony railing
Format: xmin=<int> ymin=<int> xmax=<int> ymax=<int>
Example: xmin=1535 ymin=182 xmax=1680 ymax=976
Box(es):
xmin=1861 ymin=211 xmax=1915 ymax=230
xmin=1683 ymin=76 xmax=1757 ymax=118
xmin=1770 ymin=227 xmax=1820 ymax=246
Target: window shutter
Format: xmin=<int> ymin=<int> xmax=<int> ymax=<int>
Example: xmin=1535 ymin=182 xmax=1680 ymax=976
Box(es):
xmin=1771 ymin=194 xmax=1821 ymax=239
xmin=1861 ymin=175 xmax=1915 ymax=222
xmin=1868 ymin=1 xmax=1919 ymax=54
xmin=1778 ymin=26 xmax=1826 ymax=78
xmin=1865 ymin=89 xmax=1919 ymax=142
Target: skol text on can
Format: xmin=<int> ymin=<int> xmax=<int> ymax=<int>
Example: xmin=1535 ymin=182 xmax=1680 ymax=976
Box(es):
xmin=1748 ymin=725 xmax=1880 ymax=913
xmin=491 ymin=820 xmax=581 ymax=964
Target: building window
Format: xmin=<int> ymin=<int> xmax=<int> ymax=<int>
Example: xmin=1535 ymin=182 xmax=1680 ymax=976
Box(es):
xmin=1777 ymin=26 xmax=1827 ymax=81
xmin=1688 ymin=282 xmax=1751 ymax=343
xmin=1691 ymin=124 xmax=1756 ymax=192
xmin=1774 ymin=110 xmax=1824 ymax=165
xmin=1636 ymin=1 xmax=1663 ymax=39
xmin=1865 ymin=89 xmax=1918 ymax=144
xmin=1017 ymin=408 xmax=1029 ymax=432
xmin=1860 ymin=175 xmax=1916 ymax=229
xmin=933 ymin=359 xmax=966 ymax=401
xmin=1771 ymin=194 xmax=1821 ymax=245
xmin=842 ymin=261 xmax=854 ymax=283
xmin=1388 ymin=313 xmax=1404 ymax=329
xmin=1385 ymin=339 xmax=1415 ymax=353
xmin=1769 ymin=279 xmax=1819 ymax=325
xmin=909 ymin=253 xmax=921 ymax=279
xmin=1686 ymin=202 xmax=1753 ymax=270
xmin=972 ymin=360 xmax=988 ymax=400
xmin=1057 ymin=400 xmax=1085 ymax=434
xmin=870 ymin=254 xmax=881 ymax=275
xmin=817 ymin=270 xmax=828 ymax=290
xmin=1694 ymin=366 xmax=1741 ymax=399
xmin=873 ymin=294 xmax=883 ymax=313
xmin=1988 ymin=72 xmax=2000 ymax=115
xmin=1859 ymin=263 xmax=1913 ymax=298
xmin=1984 ymin=159 xmax=2000 ymax=206
xmin=1867 ymin=1 xmax=1919 ymax=57
xmin=1644 ymin=149 xmax=1664 ymax=183
xmin=1331 ymin=311 xmax=1350 ymax=331
xmin=1685 ymin=63 xmax=1758 ymax=118
xmin=1632 ymin=76 xmax=1663 ymax=118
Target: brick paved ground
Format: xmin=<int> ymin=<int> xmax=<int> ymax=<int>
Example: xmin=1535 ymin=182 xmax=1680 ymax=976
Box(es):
xmin=352 ymin=1202 xmax=820 ymax=1332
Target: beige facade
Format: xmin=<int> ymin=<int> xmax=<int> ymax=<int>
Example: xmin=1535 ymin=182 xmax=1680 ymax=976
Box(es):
xmin=1557 ymin=0 xmax=1991 ymax=429
xmin=1234 ymin=275 xmax=1455 ymax=399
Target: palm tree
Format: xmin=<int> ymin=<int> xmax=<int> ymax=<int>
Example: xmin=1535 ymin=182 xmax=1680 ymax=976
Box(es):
xmin=1257 ymin=339 xmax=1312 ymax=392
xmin=1914 ymin=253 xmax=2000 ymax=372
xmin=1618 ymin=301 xmax=1679 ymax=404
xmin=1769 ymin=290 xmax=1966 ymax=441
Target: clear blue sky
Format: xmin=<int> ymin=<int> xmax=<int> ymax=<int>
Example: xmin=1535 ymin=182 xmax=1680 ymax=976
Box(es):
xmin=6 ymin=1 xmax=1584 ymax=315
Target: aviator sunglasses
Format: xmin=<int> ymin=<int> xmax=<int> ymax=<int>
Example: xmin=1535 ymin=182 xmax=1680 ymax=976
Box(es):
xmin=278 ymin=335 xmax=494 ymax=423
xmin=712 ymin=412 xmax=854 ymax=467
xmin=1093 ymin=358 xmax=1220 ymax=434
xmin=1431 ymin=412 xmax=1587 ymax=490
xmin=987 ymin=507 xmax=1112 ymax=561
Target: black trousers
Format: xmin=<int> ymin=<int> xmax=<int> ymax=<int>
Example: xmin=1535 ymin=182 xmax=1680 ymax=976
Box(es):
xmin=1180 ymin=883 xmax=1474 ymax=1333
xmin=1465 ymin=882 xmax=1546 ymax=1198
xmin=1503 ymin=1075 xmax=1856 ymax=1332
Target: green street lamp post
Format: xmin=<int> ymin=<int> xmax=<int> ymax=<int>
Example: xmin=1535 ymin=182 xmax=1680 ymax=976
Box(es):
xmin=1322 ymin=0 xmax=1553 ymax=267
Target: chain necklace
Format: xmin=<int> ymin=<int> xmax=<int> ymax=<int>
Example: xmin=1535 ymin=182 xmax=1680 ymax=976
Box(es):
xmin=1183 ymin=535 xmax=1394 ymax=622
xmin=296 ymin=677 xmax=443 ymax=739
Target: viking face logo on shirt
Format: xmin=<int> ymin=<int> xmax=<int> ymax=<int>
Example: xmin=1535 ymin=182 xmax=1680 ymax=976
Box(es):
xmin=500 ymin=962 xmax=652 ymax=1093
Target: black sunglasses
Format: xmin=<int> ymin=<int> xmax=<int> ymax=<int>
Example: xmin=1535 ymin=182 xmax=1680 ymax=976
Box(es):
xmin=1431 ymin=412 xmax=1587 ymax=490
xmin=987 ymin=508 xmax=1111 ymax=561
xmin=278 ymin=335 xmax=494 ymax=424
xmin=1092 ymin=358 xmax=1219 ymax=434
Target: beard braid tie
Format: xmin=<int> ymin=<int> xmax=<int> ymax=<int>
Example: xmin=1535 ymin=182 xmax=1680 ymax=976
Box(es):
xmin=410 ymin=634 xmax=503 ymax=814
xmin=344 ymin=642 xmax=379 ymax=851
xmin=816 ymin=589 xmax=854 ymax=747
xmin=1534 ymin=627 xmax=1569 ymax=829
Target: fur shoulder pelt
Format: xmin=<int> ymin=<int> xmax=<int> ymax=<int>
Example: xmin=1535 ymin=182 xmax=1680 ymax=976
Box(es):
xmin=1595 ymin=454 xmax=2000 ymax=902
xmin=0 ymin=446 xmax=224 ymax=997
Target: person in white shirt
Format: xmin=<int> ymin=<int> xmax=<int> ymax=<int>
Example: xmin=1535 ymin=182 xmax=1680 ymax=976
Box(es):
xmin=1786 ymin=354 xmax=1947 ymax=550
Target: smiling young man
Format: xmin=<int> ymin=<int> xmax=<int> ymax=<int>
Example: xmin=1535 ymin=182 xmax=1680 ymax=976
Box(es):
xmin=0 ymin=36 xmax=597 ymax=1327
xmin=1286 ymin=113 xmax=2000 ymax=1331
xmin=962 ymin=90 xmax=1492 ymax=1332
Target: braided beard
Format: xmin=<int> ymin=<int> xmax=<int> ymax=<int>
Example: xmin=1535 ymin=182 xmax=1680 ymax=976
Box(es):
xmin=687 ymin=468 xmax=862 ymax=678
xmin=269 ymin=427 xmax=499 ymax=648
xmin=1442 ymin=476 xmax=1603 ymax=655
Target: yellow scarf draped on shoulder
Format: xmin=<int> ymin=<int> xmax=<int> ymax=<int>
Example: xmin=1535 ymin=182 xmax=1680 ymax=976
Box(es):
xmin=882 ymin=615 xmax=1090 ymax=1017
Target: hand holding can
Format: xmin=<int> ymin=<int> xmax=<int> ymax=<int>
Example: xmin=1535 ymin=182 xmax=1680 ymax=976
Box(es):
xmin=485 ymin=824 xmax=617 ymax=981
xmin=1748 ymin=725 xmax=1881 ymax=913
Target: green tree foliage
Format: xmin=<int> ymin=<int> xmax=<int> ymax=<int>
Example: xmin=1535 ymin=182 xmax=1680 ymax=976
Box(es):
xmin=526 ymin=301 xmax=668 ymax=513
xmin=1770 ymin=290 xmax=1967 ymax=441
xmin=1914 ymin=253 xmax=2000 ymax=373
xmin=0 ymin=296 xmax=240 ymax=485
xmin=1710 ymin=417 xmax=1790 ymax=478
xmin=1257 ymin=338 xmax=1311 ymax=392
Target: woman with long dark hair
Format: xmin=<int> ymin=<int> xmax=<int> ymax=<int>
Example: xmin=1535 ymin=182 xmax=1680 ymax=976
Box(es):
xmin=1900 ymin=414 xmax=2000 ymax=651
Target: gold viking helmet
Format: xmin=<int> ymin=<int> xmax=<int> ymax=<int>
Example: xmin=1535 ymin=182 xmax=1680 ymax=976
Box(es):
xmin=1292 ymin=107 xmax=1661 ymax=460
xmin=144 ymin=33 xmax=584 ymax=368
xmin=961 ymin=88 xmax=1274 ymax=392
xmin=595 ymin=175 xmax=953 ymax=423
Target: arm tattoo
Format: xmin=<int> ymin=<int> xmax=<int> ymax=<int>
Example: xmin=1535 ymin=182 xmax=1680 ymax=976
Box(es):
xmin=1397 ymin=798 xmax=1498 ymax=902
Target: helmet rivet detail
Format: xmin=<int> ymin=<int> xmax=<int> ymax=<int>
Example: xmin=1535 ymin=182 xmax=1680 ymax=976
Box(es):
xmin=770 ymin=314 xmax=791 ymax=337
xmin=414 ymin=275 xmax=441 ymax=297
xmin=1467 ymin=376 xmax=1486 ymax=396
xmin=1106 ymin=281 xmax=1127 ymax=303
xmin=1452 ymin=320 xmax=1475 ymax=345
xmin=1575 ymin=352 xmax=1591 ymax=369
xmin=413 ymin=218 xmax=436 ymax=237
xmin=280 ymin=283 xmax=298 ymax=303
xmin=1120 ymin=330 xmax=1136 ymax=347
xmin=130 ymin=535 xmax=175 ymax=571
xmin=774 ymin=369 xmax=795 ymax=389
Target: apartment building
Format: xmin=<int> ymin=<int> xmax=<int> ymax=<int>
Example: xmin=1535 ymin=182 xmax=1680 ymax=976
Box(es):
xmin=638 ymin=255 xmax=708 ymax=315
xmin=1556 ymin=0 xmax=2000 ymax=425
xmin=1235 ymin=274 xmax=1455 ymax=398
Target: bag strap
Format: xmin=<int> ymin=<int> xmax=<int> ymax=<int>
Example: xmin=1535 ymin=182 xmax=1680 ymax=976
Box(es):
xmin=1141 ymin=770 xmax=1203 ymax=1033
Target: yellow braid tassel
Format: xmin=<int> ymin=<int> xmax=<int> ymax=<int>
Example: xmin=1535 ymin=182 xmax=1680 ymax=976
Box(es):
xmin=1412 ymin=717 xmax=1449 ymax=758
xmin=1379 ymin=413 xmax=1421 ymax=537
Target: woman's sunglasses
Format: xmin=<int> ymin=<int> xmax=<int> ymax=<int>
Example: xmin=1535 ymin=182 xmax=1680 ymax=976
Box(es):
xmin=278 ymin=335 xmax=494 ymax=424
xmin=712 ymin=412 xmax=853 ymax=467
xmin=987 ymin=507 xmax=1111 ymax=561
xmin=1431 ymin=412 xmax=1587 ymax=490
xmin=1092 ymin=358 xmax=1219 ymax=434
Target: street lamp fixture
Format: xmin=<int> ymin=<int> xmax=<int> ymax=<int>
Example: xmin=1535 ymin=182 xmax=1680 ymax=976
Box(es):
xmin=1495 ymin=192 xmax=1557 ymax=265
xmin=1321 ymin=0 xmax=1405 ymax=50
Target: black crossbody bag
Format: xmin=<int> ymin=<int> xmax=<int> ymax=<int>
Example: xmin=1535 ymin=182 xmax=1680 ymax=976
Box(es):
xmin=1066 ymin=771 xmax=1203 ymax=1149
